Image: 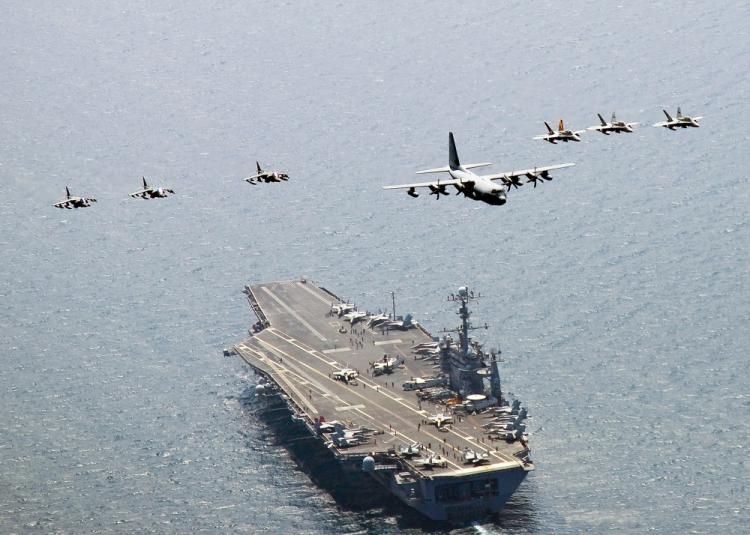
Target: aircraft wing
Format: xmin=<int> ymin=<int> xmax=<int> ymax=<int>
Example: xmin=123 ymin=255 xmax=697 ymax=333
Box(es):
xmin=482 ymin=163 xmax=575 ymax=181
xmin=653 ymin=121 xmax=670 ymax=127
xmin=416 ymin=162 xmax=492 ymax=174
xmin=244 ymin=173 xmax=263 ymax=181
xmin=532 ymin=134 xmax=554 ymax=140
xmin=383 ymin=178 xmax=464 ymax=190
xmin=586 ymin=125 xmax=606 ymax=131
xmin=415 ymin=166 xmax=450 ymax=175
xmin=463 ymin=162 xmax=493 ymax=170
xmin=129 ymin=188 xmax=148 ymax=197
xmin=53 ymin=200 xmax=71 ymax=208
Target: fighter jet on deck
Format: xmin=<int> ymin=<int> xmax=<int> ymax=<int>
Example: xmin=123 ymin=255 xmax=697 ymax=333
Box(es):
xmin=244 ymin=161 xmax=289 ymax=184
xmin=53 ymin=187 xmax=97 ymax=209
xmin=653 ymin=107 xmax=702 ymax=130
xmin=129 ymin=177 xmax=175 ymax=199
xmin=383 ymin=133 xmax=574 ymax=205
xmin=534 ymin=119 xmax=586 ymax=143
xmin=587 ymin=112 xmax=638 ymax=135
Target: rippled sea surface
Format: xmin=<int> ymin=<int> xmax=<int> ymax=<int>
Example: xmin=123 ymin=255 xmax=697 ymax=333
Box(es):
xmin=1 ymin=1 xmax=748 ymax=533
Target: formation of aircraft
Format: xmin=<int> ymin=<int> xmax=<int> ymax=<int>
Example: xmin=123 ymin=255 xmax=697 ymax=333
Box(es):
xmin=653 ymin=107 xmax=702 ymax=129
xmin=52 ymin=107 xmax=702 ymax=210
xmin=534 ymin=119 xmax=586 ymax=143
xmin=587 ymin=112 xmax=638 ymax=135
xmin=244 ymin=161 xmax=289 ymax=185
xmin=383 ymin=133 xmax=575 ymax=206
xmin=129 ymin=177 xmax=175 ymax=199
xmin=53 ymin=187 xmax=97 ymax=209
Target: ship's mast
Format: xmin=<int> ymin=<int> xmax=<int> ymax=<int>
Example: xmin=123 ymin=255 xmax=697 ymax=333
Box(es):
xmin=446 ymin=286 xmax=486 ymax=357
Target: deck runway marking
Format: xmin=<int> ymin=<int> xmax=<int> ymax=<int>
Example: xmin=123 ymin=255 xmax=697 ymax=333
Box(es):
xmin=295 ymin=281 xmax=333 ymax=305
xmin=261 ymin=287 xmax=328 ymax=341
xmin=250 ymin=309 xmax=520 ymax=467
xmin=264 ymin=330 xmax=516 ymax=464
xmin=250 ymin=337 xmax=465 ymax=469
xmin=322 ymin=347 xmax=351 ymax=354
xmin=374 ymin=339 xmax=403 ymax=346
xmin=335 ymin=404 xmax=366 ymax=411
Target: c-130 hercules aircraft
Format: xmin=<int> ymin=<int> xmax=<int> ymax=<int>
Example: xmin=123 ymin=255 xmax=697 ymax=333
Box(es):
xmin=383 ymin=133 xmax=574 ymax=205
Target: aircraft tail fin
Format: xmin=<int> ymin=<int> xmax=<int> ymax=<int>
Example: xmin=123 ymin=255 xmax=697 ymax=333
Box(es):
xmin=558 ymin=119 xmax=565 ymax=131
xmin=663 ymin=109 xmax=673 ymax=121
xmin=676 ymin=107 xmax=682 ymax=118
xmin=598 ymin=113 xmax=607 ymax=126
xmin=66 ymin=186 xmax=71 ymax=198
xmin=256 ymin=161 xmax=262 ymax=174
xmin=142 ymin=176 xmax=148 ymax=189
xmin=544 ymin=121 xmax=554 ymax=134
xmin=448 ymin=132 xmax=460 ymax=170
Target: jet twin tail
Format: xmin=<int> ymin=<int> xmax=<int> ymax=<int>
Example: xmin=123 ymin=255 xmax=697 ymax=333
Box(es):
xmin=534 ymin=119 xmax=586 ymax=143
xmin=653 ymin=107 xmax=702 ymax=129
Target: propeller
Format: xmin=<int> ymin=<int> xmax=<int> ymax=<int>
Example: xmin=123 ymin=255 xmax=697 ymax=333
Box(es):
xmin=526 ymin=172 xmax=542 ymax=187
xmin=428 ymin=180 xmax=449 ymax=199
xmin=502 ymin=174 xmax=523 ymax=189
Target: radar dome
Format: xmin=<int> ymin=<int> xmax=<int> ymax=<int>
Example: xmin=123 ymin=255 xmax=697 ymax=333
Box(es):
xmin=362 ymin=456 xmax=375 ymax=472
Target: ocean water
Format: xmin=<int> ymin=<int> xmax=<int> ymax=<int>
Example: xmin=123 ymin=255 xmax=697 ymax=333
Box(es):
xmin=1 ymin=1 xmax=748 ymax=533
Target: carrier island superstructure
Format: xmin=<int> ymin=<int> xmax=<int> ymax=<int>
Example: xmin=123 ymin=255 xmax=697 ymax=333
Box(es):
xmin=233 ymin=280 xmax=533 ymax=522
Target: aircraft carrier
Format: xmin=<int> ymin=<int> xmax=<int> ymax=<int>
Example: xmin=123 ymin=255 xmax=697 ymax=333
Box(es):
xmin=233 ymin=279 xmax=533 ymax=522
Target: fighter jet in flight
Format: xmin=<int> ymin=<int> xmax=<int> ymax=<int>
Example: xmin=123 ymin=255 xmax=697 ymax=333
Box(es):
xmin=53 ymin=186 xmax=97 ymax=209
xmin=383 ymin=133 xmax=574 ymax=205
xmin=129 ymin=177 xmax=175 ymax=199
xmin=587 ymin=112 xmax=638 ymax=135
xmin=534 ymin=119 xmax=586 ymax=143
xmin=244 ymin=161 xmax=289 ymax=184
xmin=653 ymin=107 xmax=702 ymax=130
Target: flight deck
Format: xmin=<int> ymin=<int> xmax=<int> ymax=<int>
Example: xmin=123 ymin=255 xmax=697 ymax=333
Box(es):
xmin=234 ymin=280 xmax=529 ymax=480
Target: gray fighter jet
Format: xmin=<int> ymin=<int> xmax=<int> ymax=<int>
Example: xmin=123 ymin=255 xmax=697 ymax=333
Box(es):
xmin=129 ymin=177 xmax=175 ymax=199
xmin=244 ymin=161 xmax=289 ymax=184
xmin=653 ymin=107 xmax=702 ymax=129
xmin=534 ymin=119 xmax=586 ymax=143
xmin=587 ymin=112 xmax=638 ymax=135
xmin=383 ymin=133 xmax=574 ymax=205
xmin=53 ymin=186 xmax=97 ymax=209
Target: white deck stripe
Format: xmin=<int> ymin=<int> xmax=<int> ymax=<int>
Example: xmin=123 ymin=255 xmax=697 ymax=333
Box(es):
xmin=261 ymin=287 xmax=328 ymax=341
xmin=295 ymin=281 xmax=333 ymax=305
xmin=374 ymin=339 xmax=402 ymax=346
